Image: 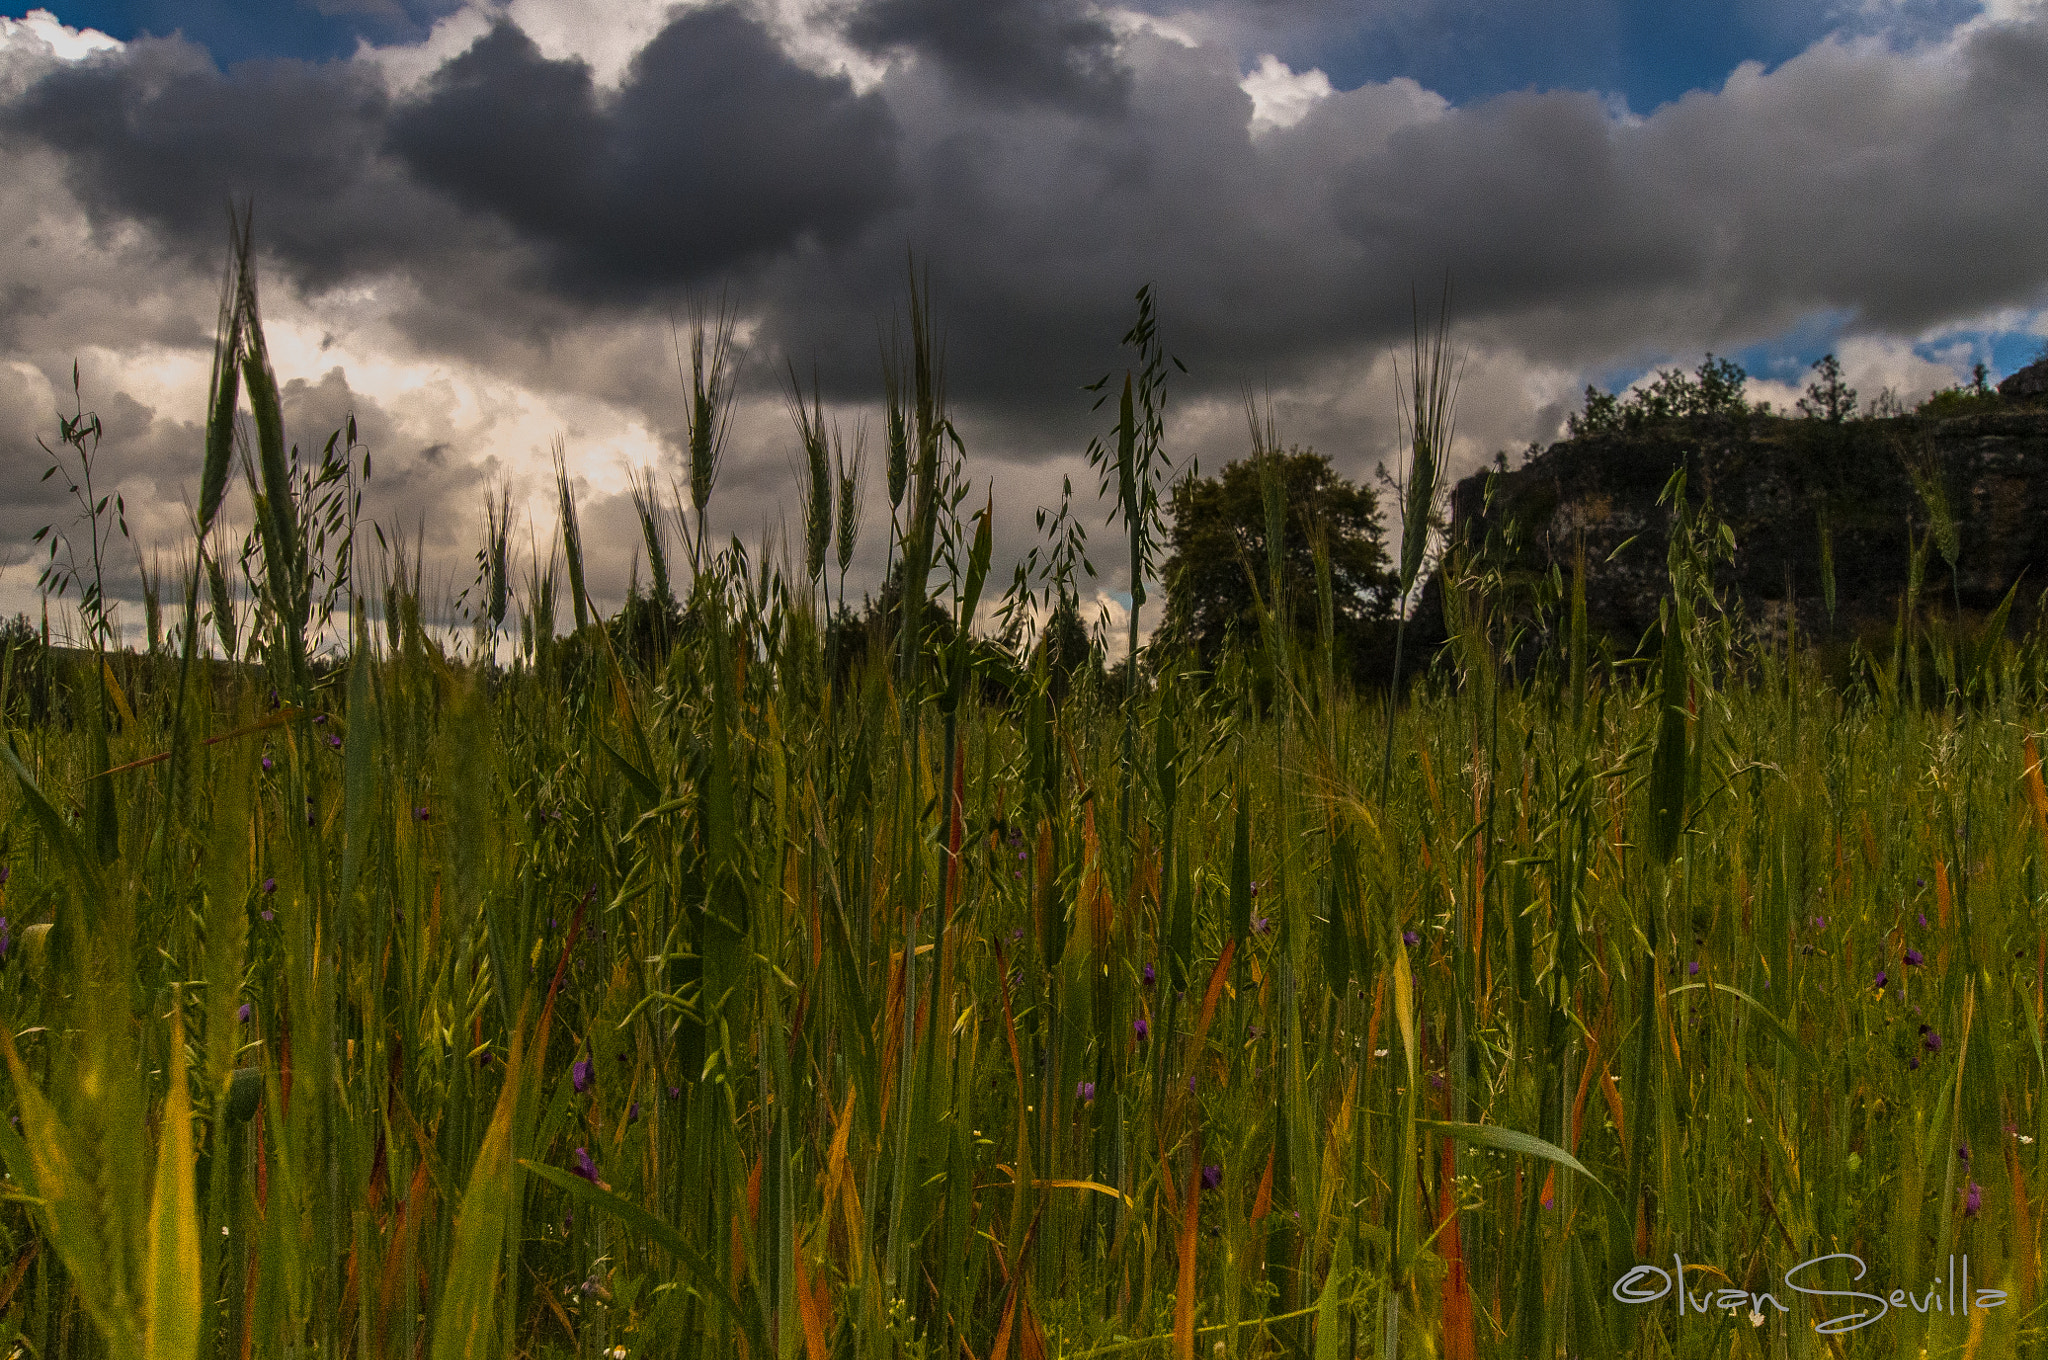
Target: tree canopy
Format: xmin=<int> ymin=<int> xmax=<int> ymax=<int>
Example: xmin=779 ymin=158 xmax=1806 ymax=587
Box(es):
xmin=1157 ymin=446 xmax=1397 ymax=676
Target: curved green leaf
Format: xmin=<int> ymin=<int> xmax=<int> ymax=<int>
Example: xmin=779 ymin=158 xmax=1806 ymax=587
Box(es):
xmin=1419 ymin=1119 xmax=1617 ymax=1210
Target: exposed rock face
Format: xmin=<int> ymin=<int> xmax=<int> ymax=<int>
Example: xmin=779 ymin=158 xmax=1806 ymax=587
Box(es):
xmin=2000 ymin=357 xmax=2048 ymax=405
xmin=1445 ymin=404 xmax=2048 ymax=655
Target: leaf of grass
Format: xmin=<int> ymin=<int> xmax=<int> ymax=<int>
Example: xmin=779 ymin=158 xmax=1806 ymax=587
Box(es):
xmin=519 ymin=1160 xmax=768 ymax=1356
xmin=429 ymin=1030 xmax=522 ymax=1360
xmin=1418 ymin=1120 xmax=1618 ymax=1210
xmin=143 ymin=991 xmax=201 ymax=1360
xmin=1663 ymin=982 xmax=1816 ymax=1071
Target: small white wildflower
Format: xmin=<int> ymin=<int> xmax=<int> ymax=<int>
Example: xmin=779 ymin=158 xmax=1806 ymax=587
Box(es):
xmin=2023 ymin=1135 xmax=2036 ymax=1145
xmin=1749 ymin=1307 xmax=1764 ymax=1327
xmin=1374 ymin=1048 xmax=1389 ymax=1058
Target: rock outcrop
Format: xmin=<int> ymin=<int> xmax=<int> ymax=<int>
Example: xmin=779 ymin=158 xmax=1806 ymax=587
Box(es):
xmin=2000 ymin=356 xmax=2048 ymax=405
xmin=1445 ymin=403 xmax=2048 ymax=657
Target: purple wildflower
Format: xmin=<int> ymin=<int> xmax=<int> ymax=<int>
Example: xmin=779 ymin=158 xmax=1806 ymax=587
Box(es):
xmin=1910 ymin=1056 xmax=1920 ymax=1070
xmin=313 ymin=713 xmax=326 ymax=724
xmin=668 ymin=1085 xmax=681 ymax=1101
xmin=238 ymin=1003 xmax=251 ymax=1024
xmin=1188 ymin=1074 xmax=1196 ymax=1094
xmin=261 ymin=755 xmax=273 ymax=772
xmin=1403 ymin=930 xmax=1419 ymax=948
xmin=0 ymin=917 xmax=8 ymax=961
xmin=1958 ymin=1143 xmax=1971 ymax=1164
xmin=1874 ymin=969 xmax=1887 ymax=989
xmin=1813 ymin=915 xmax=1825 ymax=929
xmin=572 ymin=1057 xmax=593 ymax=1094
xmin=327 ymin=734 xmax=342 ymax=749
xmin=1918 ymin=912 xmax=1928 ymax=928
xmin=416 ymin=807 xmax=430 ymax=822
xmin=1200 ymin=1164 xmax=1222 ymax=1191
xmin=571 ymin=1147 xmax=599 ymax=1184
xmin=627 ymin=1101 xmax=640 ymax=1126
xmin=1252 ymin=915 xmax=1270 ymax=936
xmin=1133 ymin=1017 xmax=1149 ymax=1042
xmin=1924 ymin=1030 xmax=1943 ymax=1053
xmin=1904 ymin=948 xmax=1923 ymax=967
xmin=1077 ymin=1081 xmax=1094 ymax=1104
xmin=1142 ymin=963 xmax=1155 ymax=987
xmin=261 ymin=876 xmax=276 ymax=894
xmin=1687 ymin=961 xmax=1700 ymax=977
xmin=1965 ymin=1182 xmax=1982 ymax=1218
xmin=0 ymin=865 xmax=8 ymax=885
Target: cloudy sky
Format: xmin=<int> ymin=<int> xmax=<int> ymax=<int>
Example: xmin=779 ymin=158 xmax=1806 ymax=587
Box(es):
xmin=1 ymin=0 xmax=2045 ymax=650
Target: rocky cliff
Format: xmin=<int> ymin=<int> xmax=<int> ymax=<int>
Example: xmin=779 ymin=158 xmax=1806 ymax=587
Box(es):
xmin=1443 ymin=360 xmax=2048 ymax=658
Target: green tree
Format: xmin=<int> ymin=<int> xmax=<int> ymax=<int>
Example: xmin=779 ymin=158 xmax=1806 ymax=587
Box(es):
xmin=1797 ymin=353 xmax=1858 ymax=423
xmin=1567 ymin=353 xmax=1749 ymax=436
xmin=1158 ymin=446 xmax=1397 ymax=675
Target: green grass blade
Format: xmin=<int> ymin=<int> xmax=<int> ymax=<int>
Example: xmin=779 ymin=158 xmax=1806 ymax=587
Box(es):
xmin=429 ymin=1027 xmax=523 ymax=1360
xmin=1418 ymin=1119 xmax=1617 ymax=1210
xmin=520 ymin=1161 xmax=769 ymax=1355
xmin=143 ymin=992 xmax=201 ymax=1360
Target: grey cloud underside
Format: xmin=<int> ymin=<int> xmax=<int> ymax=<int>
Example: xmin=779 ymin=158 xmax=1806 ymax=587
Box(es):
xmin=4 ymin=37 xmax=469 ymax=293
xmin=1 ymin=3 xmax=2045 ymax=483
xmin=2 ymin=4 xmax=905 ymax=302
xmin=844 ymin=0 xmax=1130 ymax=110
xmin=388 ymin=9 xmax=905 ymax=296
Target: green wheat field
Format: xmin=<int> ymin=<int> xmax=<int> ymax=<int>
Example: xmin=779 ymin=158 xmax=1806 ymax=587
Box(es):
xmin=0 ymin=242 xmax=2042 ymax=1360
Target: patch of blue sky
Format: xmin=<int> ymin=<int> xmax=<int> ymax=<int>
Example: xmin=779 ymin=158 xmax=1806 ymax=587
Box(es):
xmin=33 ymin=0 xmax=456 ymax=67
xmin=1570 ymin=309 xmax=1857 ymax=404
xmin=1725 ymin=312 xmax=1859 ymax=387
xmin=1304 ymin=0 xmax=1982 ymax=113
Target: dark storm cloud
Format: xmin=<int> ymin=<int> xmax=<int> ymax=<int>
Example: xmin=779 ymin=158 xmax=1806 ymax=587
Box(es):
xmin=388 ymin=6 xmax=905 ymax=295
xmin=4 ymin=4 xmax=902 ymax=303
xmin=2 ymin=35 xmax=466 ymax=292
xmin=751 ymin=10 xmax=2048 ymax=450
xmin=845 ymin=0 xmax=1130 ymax=110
